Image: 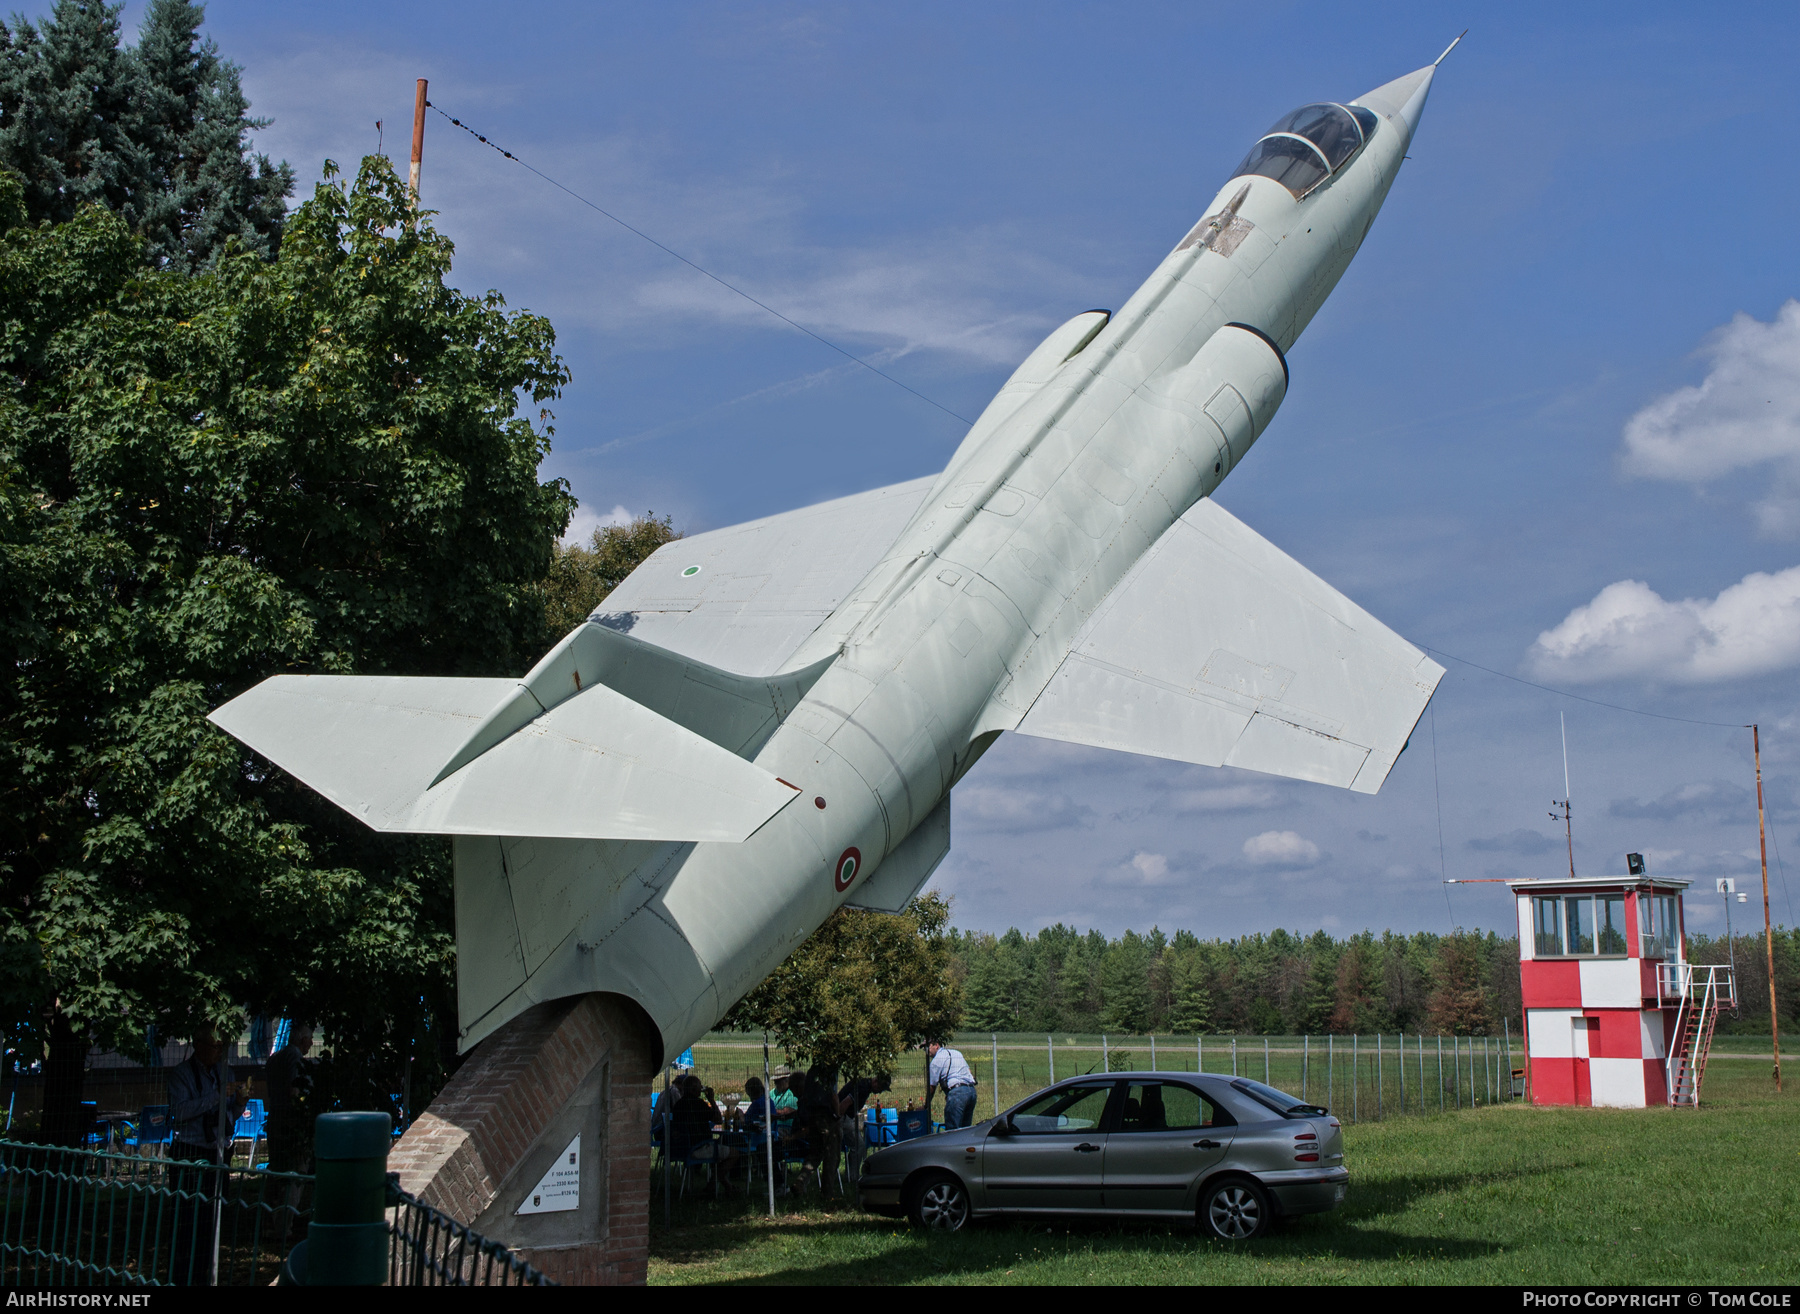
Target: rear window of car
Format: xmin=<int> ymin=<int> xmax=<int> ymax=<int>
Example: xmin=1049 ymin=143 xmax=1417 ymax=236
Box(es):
xmin=1231 ymin=1078 xmax=1327 ymax=1118
xmin=1117 ymin=1082 xmax=1233 ymax=1131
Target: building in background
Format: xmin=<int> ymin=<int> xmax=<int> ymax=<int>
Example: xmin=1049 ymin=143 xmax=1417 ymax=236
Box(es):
xmin=1511 ymin=871 xmax=1732 ymax=1108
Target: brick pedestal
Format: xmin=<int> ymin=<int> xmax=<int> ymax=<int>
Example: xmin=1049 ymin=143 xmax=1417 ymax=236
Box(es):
xmin=388 ymin=993 xmax=657 ymax=1285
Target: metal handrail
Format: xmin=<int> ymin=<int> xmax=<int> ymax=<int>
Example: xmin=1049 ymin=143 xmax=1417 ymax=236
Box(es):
xmin=386 ymin=1175 xmax=553 ymax=1287
xmin=1663 ymin=964 xmax=1735 ymax=1107
xmin=1656 ymin=961 xmax=1736 ymax=1009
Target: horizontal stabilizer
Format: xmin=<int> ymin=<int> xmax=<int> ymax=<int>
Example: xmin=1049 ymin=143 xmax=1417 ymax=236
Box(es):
xmin=210 ymin=674 xmax=801 ymax=841
xmin=1016 ymin=499 xmax=1443 ymax=793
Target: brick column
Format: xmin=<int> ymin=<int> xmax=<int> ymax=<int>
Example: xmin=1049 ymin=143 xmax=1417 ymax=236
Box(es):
xmin=388 ymin=993 xmax=657 ymax=1285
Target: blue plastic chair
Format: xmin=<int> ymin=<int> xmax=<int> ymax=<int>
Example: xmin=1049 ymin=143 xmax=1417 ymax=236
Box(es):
xmin=869 ymin=1106 xmax=899 ymax=1147
xmin=129 ymin=1104 xmax=172 ymax=1154
xmin=233 ymin=1098 xmax=266 ymax=1140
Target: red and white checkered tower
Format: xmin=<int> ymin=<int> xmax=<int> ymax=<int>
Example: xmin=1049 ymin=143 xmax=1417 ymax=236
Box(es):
xmin=1510 ymin=859 xmax=1734 ymax=1108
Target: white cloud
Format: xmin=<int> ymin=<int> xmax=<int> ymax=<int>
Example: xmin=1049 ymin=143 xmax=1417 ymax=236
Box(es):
xmin=1527 ymin=566 xmax=1800 ymax=684
xmin=559 ymin=503 xmax=633 ymax=546
xmin=957 ymin=785 xmax=1093 ymax=833
xmin=1130 ymin=851 xmax=1170 ymax=881
xmin=1099 ymin=849 xmax=1177 ymax=888
xmin=1169 ymin=783 xmax=1283 ymax=813
xmin=1608 ymin=781 xmax=1750 ymax=821
xmin=1620 ymin=299 xmax=1800 ymax=537
xmin=1241 ymin=830 xmax=1321 ymax=868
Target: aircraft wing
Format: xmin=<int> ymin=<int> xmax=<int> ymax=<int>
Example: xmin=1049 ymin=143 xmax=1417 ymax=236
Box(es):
xmin=1016 ymin=499 xmax=1443 ymax=793
xmin=593 ymin=475 xmax=935 ymax=676
xmin=209 ymin=674 xmax=801 ymax=841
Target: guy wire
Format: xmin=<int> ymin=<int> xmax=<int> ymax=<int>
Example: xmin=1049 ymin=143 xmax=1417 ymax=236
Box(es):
xmin=424 ymin=102 xmax=974 ymax=427
xmin=1422 ymin=645 xmax=1748 ymax=729
xmin=1432 ymin=701 xmax=1454 ymax=930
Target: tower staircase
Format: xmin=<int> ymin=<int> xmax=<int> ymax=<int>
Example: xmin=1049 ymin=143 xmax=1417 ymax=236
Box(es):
xmin=1661 ymin=964 xmax=1734 ymax=1108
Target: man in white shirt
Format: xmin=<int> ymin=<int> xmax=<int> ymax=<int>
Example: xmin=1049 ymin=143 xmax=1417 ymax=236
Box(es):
xmin=924 ymin=1040 xmax=977 ymax=1130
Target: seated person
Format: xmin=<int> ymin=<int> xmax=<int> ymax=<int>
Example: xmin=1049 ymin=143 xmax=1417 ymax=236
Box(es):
xmin=669 ymin=1074 xmax=718 ymax=1159
xmin=742 ymin=1076 xmax=773 ymax=1138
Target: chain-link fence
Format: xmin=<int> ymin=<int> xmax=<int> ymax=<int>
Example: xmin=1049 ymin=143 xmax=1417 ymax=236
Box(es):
xmin=949 ymin=1032 xmax=1522 ymax=1121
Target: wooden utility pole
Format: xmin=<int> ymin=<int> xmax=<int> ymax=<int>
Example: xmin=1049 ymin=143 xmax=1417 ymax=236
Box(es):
xmin=409 ymin=78 xmax=428 ymax=201
xmin=1753 ymin=725 xmax=1782 ymax=1091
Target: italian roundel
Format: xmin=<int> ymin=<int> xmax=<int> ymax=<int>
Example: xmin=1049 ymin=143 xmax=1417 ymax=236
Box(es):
xmin=834 ymin=847 xmax=862 ymax=892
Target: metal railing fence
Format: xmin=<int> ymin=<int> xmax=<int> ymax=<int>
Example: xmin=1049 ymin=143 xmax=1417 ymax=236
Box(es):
xmin=0 ymin=1139 xmax=310 ymax=1286
xmin=386 ymin=1175 xmax=552 ymax=1286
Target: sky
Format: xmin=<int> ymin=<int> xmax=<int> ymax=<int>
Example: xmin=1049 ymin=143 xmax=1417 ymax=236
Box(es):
xmin=131 ymin=0 xmax=1800 ymax=942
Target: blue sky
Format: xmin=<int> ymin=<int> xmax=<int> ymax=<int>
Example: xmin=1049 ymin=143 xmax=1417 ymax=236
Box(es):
xmin=168 ymin=1 xmax=1800 ymax=940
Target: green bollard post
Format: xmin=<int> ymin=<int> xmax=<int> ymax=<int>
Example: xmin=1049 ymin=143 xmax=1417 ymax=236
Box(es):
xmin=302 ymin=1111 xmax=392 ymax=1285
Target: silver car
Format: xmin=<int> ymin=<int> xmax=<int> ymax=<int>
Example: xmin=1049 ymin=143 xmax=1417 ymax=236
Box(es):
xmin=857 ymin=1072 xmax=1347 ymax=1240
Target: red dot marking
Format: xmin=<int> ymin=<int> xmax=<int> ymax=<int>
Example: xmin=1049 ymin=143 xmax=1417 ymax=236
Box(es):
xmin=814 ymin=797 xmax=826 ymax=809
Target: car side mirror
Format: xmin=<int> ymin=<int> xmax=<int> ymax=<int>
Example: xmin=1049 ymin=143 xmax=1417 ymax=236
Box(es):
xmin=989 ymin=1117 xmax=1015 ymax=1138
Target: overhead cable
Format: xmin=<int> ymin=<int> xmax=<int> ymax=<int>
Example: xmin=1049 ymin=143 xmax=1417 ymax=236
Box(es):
xmin=424 ymin=101 xmax=974 ymax=427
xmin=1421 ymin=645 xmax=1749 ymax=729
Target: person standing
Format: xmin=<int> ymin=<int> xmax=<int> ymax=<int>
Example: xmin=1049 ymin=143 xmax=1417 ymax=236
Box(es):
xmin=165 ymin=1027 xmax=247 ymax=1284
xmin=836 ymin=1071 xmax=891 ymax=1194
xmin=924 ymin=1040 xmax=977 ymax=1130
xmin=263 ymin=1023 xmax=314 ymax=1174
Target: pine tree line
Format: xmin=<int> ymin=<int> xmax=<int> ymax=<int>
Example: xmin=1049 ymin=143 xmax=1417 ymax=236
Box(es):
xmin=948 ymin=922 xmax=1800 ymax=1039
xmin=949 ymin=925 xmax=1524 ymax=1038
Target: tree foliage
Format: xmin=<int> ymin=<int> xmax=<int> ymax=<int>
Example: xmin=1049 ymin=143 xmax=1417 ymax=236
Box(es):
xmin=719 ymin=894 xmax=963 ymax=1074
xmin=0 ymin=155 xmax=573 ymax=1106
xmin=539 ymin=515 xmax=679 ymax=635
xmin=0 ymin=0 xmax=293 ymax=272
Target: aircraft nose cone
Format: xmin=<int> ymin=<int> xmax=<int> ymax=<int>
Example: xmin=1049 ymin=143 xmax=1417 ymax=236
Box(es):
xmin=1354 ymin=63 xmax=1437 ymax=147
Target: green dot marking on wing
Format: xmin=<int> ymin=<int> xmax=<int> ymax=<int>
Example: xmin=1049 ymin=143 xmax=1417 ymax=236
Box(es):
xmin=682 ymin=565 xmax=701 ymax=577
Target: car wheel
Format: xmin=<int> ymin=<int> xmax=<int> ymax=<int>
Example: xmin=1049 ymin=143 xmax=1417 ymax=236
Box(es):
xmin=906 ymin=1172 xmax=971 ymax=1232
xmin=1199 ymin=1177 xmax=1271 ymax=1241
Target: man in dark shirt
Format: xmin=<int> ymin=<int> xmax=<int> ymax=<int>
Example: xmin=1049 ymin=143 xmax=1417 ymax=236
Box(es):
xmin=836 ymin=1072 xmax=892 ymax=1194
xmin=263 ymin=1023 xmax=313 ymax=1173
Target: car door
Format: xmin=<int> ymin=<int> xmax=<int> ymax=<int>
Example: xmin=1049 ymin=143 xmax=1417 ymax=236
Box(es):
xmin=1102 ymin=1081 xmax=1234 ymax=1213
xmin=978 ymin=1082 xmax=1117 ymax=1212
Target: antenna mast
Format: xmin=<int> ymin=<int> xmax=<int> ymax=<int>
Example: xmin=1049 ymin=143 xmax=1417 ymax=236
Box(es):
xmin=1550 ymin=712 xmax=1575 ymax=879
xmin=1754 ymin=725 xmax=1782 ymax=1092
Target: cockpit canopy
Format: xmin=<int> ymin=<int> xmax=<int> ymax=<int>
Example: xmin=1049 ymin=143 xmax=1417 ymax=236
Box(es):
xmin=1230 ymin=103 xmax=1378 ymax=198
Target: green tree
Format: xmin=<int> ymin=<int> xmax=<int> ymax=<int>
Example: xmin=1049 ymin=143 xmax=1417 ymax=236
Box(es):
xmin=0 ymin=0 xmax=292 ymax=270
xmin=1329 ymin=936 xmax=1386 ymax=1033
xmin=1291 ymin=930 xmax=1339 ymax=1033
xmin=0 ymin=156 xmax=572 ymax=1139
xmin=1164 ymin=946 xmax=1213 ymax=1033
xmin=719 ymin=894 xmax=962 ymax=1075
xmin=539 ymin=514 xmax=679 ymax=636
xmin=1426 ymin=933 xmax=1490 ymax=1035
xmin=1099 ymin=930 xmax=1151 ymax=1034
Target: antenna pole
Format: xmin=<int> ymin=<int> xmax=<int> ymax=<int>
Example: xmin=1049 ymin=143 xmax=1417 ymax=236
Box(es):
xmin=409 ymin=78 xmax=428 ymax=202
xmin=1754 ymin=725 xmax=1782 ymax=1092
xmin=1552 ymin=713 xmax=1575 ymax=879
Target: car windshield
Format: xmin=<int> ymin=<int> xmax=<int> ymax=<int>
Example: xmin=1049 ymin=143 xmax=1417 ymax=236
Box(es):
xmin=1231 ymin=1078 xmax=1327 ymax=1118
xmin=1230 ymin=102 xmax=1374 ymax=197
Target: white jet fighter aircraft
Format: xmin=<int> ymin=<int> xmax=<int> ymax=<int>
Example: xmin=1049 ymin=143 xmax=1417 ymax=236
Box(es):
xmin=213 ymin=52 xmax=1454 ymax=1061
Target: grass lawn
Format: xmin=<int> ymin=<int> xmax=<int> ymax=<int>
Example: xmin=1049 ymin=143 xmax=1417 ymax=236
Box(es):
xmin=648 ymin=1061 xmax=1797 ymax=1285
